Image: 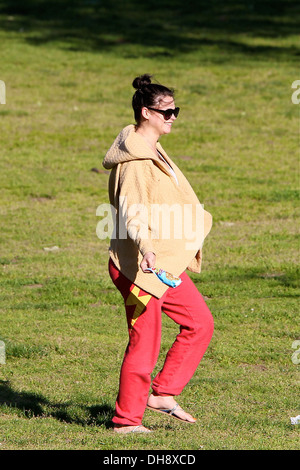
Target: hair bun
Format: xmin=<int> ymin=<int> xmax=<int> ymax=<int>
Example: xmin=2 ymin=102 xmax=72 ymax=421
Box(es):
xmin=132 ymin=74 xmax=152 ymax=90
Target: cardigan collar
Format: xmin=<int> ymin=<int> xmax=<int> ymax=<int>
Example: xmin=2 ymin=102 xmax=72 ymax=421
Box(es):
xmin=103 ymin=124 xmax=174 ymax=177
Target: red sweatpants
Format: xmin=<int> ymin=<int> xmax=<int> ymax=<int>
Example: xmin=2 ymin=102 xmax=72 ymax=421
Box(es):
xmin=109 ymin=258 xmax=214 ymax=426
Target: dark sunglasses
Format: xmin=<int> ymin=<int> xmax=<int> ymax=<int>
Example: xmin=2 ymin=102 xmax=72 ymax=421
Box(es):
xmin=147 ymin=107 xmax=180 ymax=120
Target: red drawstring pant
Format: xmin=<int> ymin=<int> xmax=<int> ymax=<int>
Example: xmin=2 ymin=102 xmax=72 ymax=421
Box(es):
xmin=108 ymin=258 xmax=214 ymax=426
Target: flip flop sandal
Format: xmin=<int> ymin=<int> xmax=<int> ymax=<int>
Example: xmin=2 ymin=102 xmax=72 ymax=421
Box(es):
xmin=131 ymin=425 xmax=153 ymax=433
xmin=114 ymin=425 xmax=153 ymax=434
xmin=146 ymin=403 xmax=196 ymax=424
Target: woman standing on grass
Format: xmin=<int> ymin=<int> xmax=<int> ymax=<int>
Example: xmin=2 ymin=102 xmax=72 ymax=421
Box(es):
xmin=102 ymin=74 xmax=214 ymax=434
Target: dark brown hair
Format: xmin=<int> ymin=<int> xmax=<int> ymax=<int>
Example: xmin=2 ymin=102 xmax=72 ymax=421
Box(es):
xmin=132 ymin=74 xmax=174 ymax=125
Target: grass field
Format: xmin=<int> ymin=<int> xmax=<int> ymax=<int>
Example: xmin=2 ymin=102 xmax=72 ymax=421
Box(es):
xmin=0 ymin=0 xmax=299 ymax=450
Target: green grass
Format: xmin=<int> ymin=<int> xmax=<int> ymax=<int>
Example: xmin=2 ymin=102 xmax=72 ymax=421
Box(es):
xmin=0 ymin=0 xmax=299 ymax=450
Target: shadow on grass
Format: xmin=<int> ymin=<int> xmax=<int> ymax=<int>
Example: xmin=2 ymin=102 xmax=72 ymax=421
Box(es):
xmin=0 ymin=0 xmax=299 ymax=60
xmin=0 ymin=380 xmax=114 ymax=428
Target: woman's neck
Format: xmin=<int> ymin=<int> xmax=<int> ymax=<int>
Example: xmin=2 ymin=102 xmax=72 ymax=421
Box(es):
xmin=135 ymin=125 xmax=159 ymax=154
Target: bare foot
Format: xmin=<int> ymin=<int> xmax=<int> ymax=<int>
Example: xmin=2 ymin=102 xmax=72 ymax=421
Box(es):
xmin=147 ymin=394 xmax=196 ymax=423
xmin=113 ymin=424 xmax=152 ymax=434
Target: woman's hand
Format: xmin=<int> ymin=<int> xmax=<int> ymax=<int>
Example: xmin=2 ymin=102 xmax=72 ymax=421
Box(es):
xmin=140 ymin=252 xmax=156 ymax=273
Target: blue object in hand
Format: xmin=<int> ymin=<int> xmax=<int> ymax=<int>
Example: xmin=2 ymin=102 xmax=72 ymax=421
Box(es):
xmin=145 ymin=267 xmax=182 ymax=288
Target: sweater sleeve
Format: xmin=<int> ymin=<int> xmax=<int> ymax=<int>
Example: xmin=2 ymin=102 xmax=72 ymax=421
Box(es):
xmin=118 ymin=160 xmax=155 ymax=256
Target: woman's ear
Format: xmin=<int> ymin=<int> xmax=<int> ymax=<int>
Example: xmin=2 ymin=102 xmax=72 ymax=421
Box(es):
xmin=140 ymin=106 xmax=150 ymax=121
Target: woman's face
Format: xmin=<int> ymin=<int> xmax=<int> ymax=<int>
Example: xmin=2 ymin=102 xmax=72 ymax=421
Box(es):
xmin=147 ymin=95 xmax=177 ymax=137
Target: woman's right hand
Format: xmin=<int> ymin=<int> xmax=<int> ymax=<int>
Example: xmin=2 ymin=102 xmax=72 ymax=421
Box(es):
xmin=140 ymin=252 xmax=156 ymax=273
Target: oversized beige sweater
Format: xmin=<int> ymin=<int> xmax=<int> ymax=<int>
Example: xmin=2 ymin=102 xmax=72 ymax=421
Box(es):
xmin=102 ymin=124 xmax=212 ymax=298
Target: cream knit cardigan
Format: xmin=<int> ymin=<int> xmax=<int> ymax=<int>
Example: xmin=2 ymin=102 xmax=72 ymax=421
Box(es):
xmin=103 ymin=125 xmax=212 ymax=298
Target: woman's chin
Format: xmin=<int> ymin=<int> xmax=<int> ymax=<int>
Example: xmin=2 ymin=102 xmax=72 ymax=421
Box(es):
xmin=163 ymin=123 xmax=173 ymax=134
